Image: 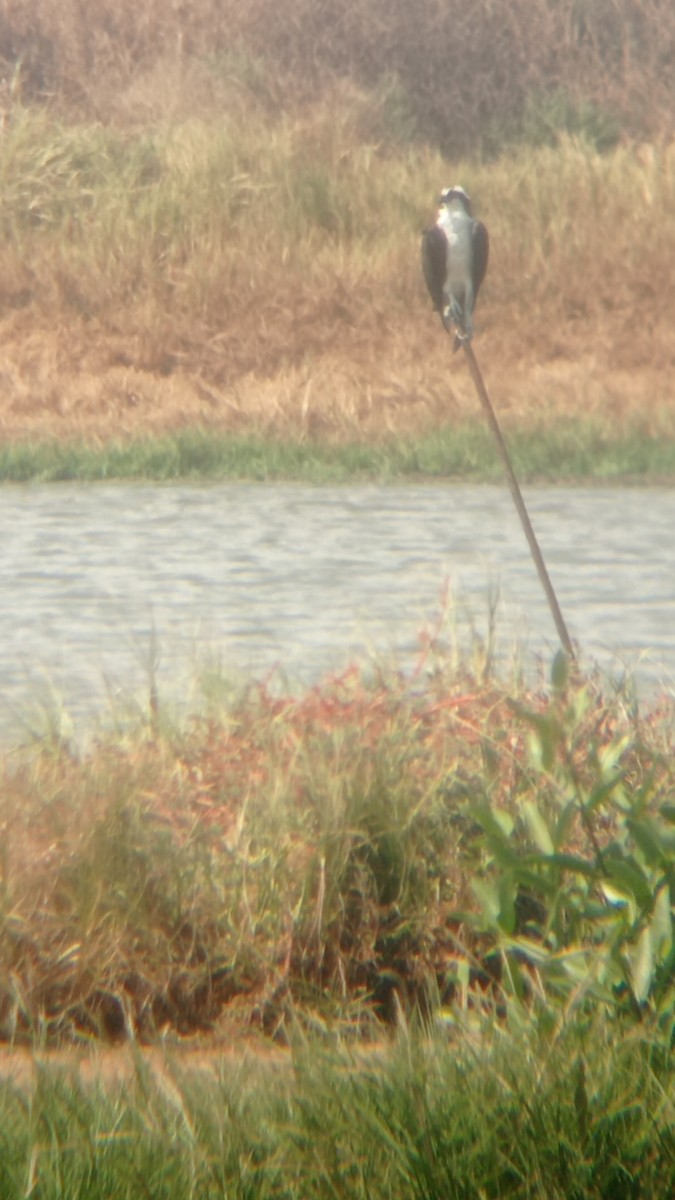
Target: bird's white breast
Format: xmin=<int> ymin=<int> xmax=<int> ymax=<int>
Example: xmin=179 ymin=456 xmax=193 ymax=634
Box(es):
xmin=438 ymin=206 xmax=472 ymax=283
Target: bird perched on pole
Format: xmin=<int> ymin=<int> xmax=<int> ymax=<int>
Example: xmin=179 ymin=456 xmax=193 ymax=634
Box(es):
xmin=421 ymin=185 xmax=489 ymax=351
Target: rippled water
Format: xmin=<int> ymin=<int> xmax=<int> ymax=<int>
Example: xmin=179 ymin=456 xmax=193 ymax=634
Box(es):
xmin=0 ymin=483 xmax=673 ymax=739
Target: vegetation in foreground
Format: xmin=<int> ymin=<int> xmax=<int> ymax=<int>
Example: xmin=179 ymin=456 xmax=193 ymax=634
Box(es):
xmin=1 ymin=642 xmax=673 ymax=1195
xmin=1 ymin=644 xmax=673 ymax=1046
xmin=0 ymin=1017 xmax=673 ymax=1199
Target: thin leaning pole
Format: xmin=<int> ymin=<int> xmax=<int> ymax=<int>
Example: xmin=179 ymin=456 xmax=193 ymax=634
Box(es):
xmin=461 ymin=340 xmax=576 ymax=661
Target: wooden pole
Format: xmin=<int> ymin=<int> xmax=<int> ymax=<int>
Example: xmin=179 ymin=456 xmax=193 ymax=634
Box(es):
xmin=462 ymin=340 xmax=576 ymax=661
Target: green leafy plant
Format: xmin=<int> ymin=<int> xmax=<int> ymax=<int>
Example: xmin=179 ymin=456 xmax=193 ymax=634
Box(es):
xmin=460 ymin=656 xmax=675 ymax=1024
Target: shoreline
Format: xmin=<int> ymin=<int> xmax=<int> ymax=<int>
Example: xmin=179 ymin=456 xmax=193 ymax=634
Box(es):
xmin=0 ymin=318 xmax=673 ymax=484
xmin=1 ymin=418 xmax=674 ymax=485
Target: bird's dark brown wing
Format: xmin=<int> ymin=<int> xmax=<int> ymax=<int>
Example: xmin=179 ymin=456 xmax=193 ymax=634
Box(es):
xmin=421 ymin=224 xmax=447 ymax=313
xmin=471 ymin=220 xmax=489 ymax=299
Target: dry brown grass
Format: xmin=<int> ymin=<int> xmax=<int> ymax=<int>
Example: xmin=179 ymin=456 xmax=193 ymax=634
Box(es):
xmin=1 ymin=654 xmax=673 ymax=1044
xmin=2 ymin=311 xmax=674 ymax=448
xmin=3 ymin=0 xmax=675 ymax=149
xmin=0 ymin=33 xmax=673 ymax=446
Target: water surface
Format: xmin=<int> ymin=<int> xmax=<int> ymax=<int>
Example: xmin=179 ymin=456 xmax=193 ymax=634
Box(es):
xmin=0 ymin=483 xmax=672 ymax=739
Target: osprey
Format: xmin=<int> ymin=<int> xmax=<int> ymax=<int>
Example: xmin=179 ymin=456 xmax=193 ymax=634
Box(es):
xmin=421 ymin=185 xmax=489 ymax=350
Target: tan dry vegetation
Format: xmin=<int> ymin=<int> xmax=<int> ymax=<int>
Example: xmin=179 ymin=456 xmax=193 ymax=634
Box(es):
xmin=0 ymin=135 xmax=674 ymax=446
xmin=0 ymin=1041 xmax=290 ymax=1093
xmin=1 ymin=655 xmax=673 ymax=1044
xmin=4 ymin=0 xmax=675 ymax=148
xmin=0 ymin=4 xmax=674 ymax=445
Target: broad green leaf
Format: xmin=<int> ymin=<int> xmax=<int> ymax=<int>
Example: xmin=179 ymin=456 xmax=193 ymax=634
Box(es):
xmin=629 ymin=924 xmax=654 ymax=1005
xmin=598 ymin=882 xmax=632 ymax=914
xmin=584 ymin=775 xmax=624 ymax=812
xmin=554 ymin=799 xmax=577 ymax=850
xmin=471 ymin=878 xmax=501 ymax=925
xmin=492 ymin=807 xmax=515 ymax=838
xmin=490 ymin=841 xmax=522 ymax=870
xmin=650 ymin=885 xmax=674 ymax=960
xmin=452 ymin=958 xmax=471 ymax=989
xmin=507 ymin=935 xmax=551 ymax=966
xmin=509 ymin=938 xmax=594 ymax=981
xmin=572 ymin=685 xmax=591 ymax=723
xmin=472 ymin=877 xmax=519 ymax=935
xmin=604 ymin=856 xmax=654 ymax=910
xmin=627 ymin=817 xmax=670 ymax=865
xmin=585 ymin=897 xmax=626 ymax=920
xmin=539 ymin=852 xmax=596 ymax=877
xmin=522 ymin=800 xmax=554 ymax=855
xmin=598 ymin=735 xmax=631 ymax=781
xmin=471 ymin=802 xmax=515 ymax=840
xmin=526 ymin=715 xmax=561 ymax=773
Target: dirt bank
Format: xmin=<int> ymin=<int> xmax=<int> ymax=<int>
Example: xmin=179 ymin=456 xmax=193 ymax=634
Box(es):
xmin=1 ymin=310 xmax=674 ymax=445
xmin=0 ymin=1041 xmax=293 ymax=1091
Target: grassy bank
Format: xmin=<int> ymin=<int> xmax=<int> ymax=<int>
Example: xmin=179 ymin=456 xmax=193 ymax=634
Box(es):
xmin=0 ymin=102 xmax=674 ymax=456
xmin=2 ymin=419 xmax=675 ymax=484
xmin=0 ymin=7 xmax=673 ymax=460
xmin=1 ymin=648 xmax=674 ymax=1193
xmin=1 ymin=1018 xmax=673 ymax=1199
xmin=1 ymin=647 xmax=674 ymax=1192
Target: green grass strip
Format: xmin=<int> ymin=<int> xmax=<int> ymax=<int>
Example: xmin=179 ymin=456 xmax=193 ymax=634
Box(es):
xmin=0 ymin=421 xmax=674 ymax=483
xmin=0 ymin=1019 xmax=672 ymax=1199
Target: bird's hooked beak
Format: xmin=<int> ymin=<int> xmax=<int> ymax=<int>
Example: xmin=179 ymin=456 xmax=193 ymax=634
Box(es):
xmin=438 ymin=186 xmax=472 ymax=216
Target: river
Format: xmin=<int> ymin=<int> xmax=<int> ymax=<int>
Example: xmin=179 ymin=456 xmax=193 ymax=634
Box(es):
xmin=0 ymin=482 xmax=673 ymax=741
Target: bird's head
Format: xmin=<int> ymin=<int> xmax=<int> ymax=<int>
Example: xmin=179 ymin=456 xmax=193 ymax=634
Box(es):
xmin=438 ymin=185 xmax=472 ymax=215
